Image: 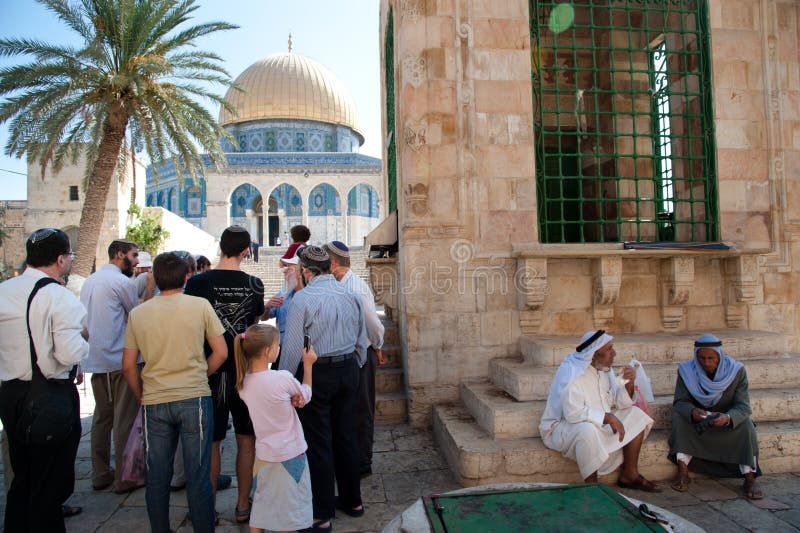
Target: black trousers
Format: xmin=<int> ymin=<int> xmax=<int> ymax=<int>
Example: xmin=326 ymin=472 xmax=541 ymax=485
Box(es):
xmin=297 ymin=355 xmax=362 ymax=520
xmin=357 ymin=347 xmax=378 ymax=469
xmin=0 ymin=379 xmax=81 ymax=533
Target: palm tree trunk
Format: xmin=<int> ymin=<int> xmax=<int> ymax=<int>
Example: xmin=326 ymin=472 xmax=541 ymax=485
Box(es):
xmin=72 ymin=102 xmax=130 ymax=277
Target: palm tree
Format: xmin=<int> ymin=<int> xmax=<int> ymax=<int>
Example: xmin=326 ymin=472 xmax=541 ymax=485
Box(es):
xmin=0 ymin=0 xmax=238 ymax=276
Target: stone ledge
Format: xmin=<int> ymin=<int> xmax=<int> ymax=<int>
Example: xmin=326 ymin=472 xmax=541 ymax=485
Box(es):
xmin=521 ymin=330 xmax=790 ymax=367
xmin=491 ymin=354 xmax=800 ymax=402
xmin=511 ymin=243 xmax=768 ymax=259
xmin=462 ymin=380 xmax=800 ymax=440
xmin=433 ymin=404 xmax=800 ymax=487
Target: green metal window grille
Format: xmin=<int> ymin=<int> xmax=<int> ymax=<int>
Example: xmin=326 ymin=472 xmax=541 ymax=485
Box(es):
xmin=385 ymin=7 xmax=398 ymax=214
xmin=530 ymin=0 xmax=718 ymax=243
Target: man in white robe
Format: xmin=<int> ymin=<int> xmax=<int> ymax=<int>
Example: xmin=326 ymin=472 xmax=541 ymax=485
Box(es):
xmin=539 ymin=330 xmax=661 ymax=491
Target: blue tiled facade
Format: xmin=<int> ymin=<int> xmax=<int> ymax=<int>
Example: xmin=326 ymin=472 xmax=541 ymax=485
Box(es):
xmin=308 ymin=184 xmax=342 ymax=217
xmin=348 ymin=184 xmax=380 ymax=217
xmin=219 ymin=120 xmax=361 ymax=154
xmin=145 ymin=117 xmax=381 ymax=224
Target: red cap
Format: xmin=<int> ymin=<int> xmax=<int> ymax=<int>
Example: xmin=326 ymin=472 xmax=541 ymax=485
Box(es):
xmin=282 ymin=242 xmax=301 ymax=260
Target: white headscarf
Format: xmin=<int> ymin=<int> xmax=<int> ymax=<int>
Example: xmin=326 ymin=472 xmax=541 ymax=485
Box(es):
xmin=541 ymin=330 xmax=614 ymax=428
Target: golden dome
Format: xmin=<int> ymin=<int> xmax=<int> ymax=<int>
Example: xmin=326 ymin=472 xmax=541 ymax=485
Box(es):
xmin=219 ymin=52 xmax=362 ymax=143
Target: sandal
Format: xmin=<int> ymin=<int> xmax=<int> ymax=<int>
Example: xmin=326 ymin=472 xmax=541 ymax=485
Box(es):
xmin=62 ymin=505 xmax=82 ymax=518
xmin=743 ymin=478 xmax=763 ymax=500
xmin=617 ymin=475 xmax=663 ymax=493
xmin=670 ymin=471 xmax=690 ymax=492
xmin=235 ymin=505 xmax=251 ymax=523
xmin=335 ymin=496 xmax=365 ymax=517
xmin=310 ymin=519 xmax=333 ymax=533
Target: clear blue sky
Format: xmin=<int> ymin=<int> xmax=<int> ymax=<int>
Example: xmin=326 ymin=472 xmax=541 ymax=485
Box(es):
xmin=0 ymin=0 xmax=381 ymax=200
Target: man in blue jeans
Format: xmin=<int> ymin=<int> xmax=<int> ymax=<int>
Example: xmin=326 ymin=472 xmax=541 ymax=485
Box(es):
xmin=122 ymin=252 xmax=228 ymax=532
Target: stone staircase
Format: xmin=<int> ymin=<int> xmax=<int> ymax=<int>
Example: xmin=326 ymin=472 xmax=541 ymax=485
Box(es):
xmin=376 ymin=315 xmax=408 ymax=424
xmin=433 ymin=329 xmax=800 ymax=486
xmin=241 ymin=246 xmax=371 ymax=295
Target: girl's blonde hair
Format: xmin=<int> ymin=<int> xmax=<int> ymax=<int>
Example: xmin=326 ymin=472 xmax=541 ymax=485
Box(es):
xmin=234 ymin=324 xmax=280 ymax=391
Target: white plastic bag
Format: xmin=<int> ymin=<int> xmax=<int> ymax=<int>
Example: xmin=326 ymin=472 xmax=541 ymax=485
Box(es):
xmin=630 ymin=359 xmax=655 ymax=402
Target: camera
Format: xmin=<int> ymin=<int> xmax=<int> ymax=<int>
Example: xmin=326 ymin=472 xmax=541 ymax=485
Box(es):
xmin=694 ymin=412 xmax=721 ymax=435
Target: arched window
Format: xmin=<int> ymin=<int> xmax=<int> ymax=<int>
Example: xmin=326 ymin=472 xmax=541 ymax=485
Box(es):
xmin=186 ymin=186 xmax=202 ymax=217
xmin=308 ymin=183 xmax=341 ymax=217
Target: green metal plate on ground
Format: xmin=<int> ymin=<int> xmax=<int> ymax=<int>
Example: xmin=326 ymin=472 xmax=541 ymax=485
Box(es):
xmin=423 ymin=484 xmax=665 ymax=533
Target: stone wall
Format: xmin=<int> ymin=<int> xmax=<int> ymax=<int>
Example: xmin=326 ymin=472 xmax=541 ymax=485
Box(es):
xmin=0 ymin=201 xmax=27 ymax=270
xmin=25 ymin=158 xmax=145 ymax=266
xmin=382 ymin=0 xmax=800 ymax=426
xmin=1 ymin=154 xmax=146 ymax=271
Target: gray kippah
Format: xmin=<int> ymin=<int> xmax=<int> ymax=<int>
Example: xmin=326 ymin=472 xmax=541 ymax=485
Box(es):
xmin=301 ymin=245 xmax=329 ymax=263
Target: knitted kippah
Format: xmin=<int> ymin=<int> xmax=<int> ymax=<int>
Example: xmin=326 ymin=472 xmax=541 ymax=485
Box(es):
xmin=301 ymin=245 xmax=329 ymax=263
xmin=325 ymin=240 xmax=350 ymax=258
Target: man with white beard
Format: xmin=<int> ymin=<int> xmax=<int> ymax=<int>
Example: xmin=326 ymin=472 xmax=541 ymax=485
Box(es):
xmin=264 ymin=245 xmax=304 ymax=368
xmin=539 ymin=330 xmax=661 ymax=491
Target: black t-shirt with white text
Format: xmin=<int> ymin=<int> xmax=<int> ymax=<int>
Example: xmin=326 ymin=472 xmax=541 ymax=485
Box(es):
xmin=184 ymin=269 xmax=265 ymax=372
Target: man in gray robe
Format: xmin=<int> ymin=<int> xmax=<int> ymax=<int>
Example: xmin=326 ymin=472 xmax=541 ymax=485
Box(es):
xmin=668 ymin=333 xmax=762 ymax=499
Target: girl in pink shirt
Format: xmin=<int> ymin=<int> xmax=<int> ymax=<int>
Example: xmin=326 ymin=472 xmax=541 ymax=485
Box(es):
xmin=235 ymin=324 xmax=316 ymax=533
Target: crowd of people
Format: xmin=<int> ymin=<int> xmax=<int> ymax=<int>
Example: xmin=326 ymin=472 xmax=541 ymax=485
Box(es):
xmin=0 ymin=225 xmax=765 ymax=532
xmin=0 ymin=223 xmax=385 ymax=533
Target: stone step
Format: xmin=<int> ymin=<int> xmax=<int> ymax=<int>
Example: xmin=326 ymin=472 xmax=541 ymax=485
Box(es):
xmin=521 ymin=330 xmax=790 ymax=367
xmin=462 ymin=380 xmax=800 ymax=439
xmin=433 ymin=404 xmax=800 ymax=487
xmin=377 ymin=367 xmax=405 ymax=394
xmin=376 ymin=392 xmax=407 ymax=424
xmin=383 ymin=324 xmax=400 ymax=346
xmin=492 ymin=353 xmax=800 ymax=402
xmin=380 ymin=344 xmax=402 ymax=369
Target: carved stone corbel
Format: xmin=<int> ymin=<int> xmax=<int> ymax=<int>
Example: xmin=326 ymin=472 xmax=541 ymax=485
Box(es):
xmin=724 ymin=255 xmax=760 ymax=328
xmin=592 ymin=256 xmax=622 ymax=329
xmin=516 ymin=257 xmax=548 ymax=334
xmin=661 ymin=257 xmax=694 ymax=331
xmin=367 ymin=258 xmax=399 ymax=320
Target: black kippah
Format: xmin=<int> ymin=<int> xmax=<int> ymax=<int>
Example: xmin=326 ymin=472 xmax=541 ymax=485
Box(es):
xmin=576 ymin=330 xmax=605 ymax=352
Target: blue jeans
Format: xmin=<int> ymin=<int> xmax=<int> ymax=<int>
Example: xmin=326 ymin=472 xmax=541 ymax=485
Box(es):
xmin=144 ymin=396 xmax=214 ymax=533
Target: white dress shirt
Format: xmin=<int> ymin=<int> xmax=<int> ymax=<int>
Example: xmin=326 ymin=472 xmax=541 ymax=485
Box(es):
xmin=340 ymin=269 xmax=384 ymax=351
xmin=80 ymin=264 xmax=139 ymax=373
xmin=0 ymin=268 xmax=89 ymax=380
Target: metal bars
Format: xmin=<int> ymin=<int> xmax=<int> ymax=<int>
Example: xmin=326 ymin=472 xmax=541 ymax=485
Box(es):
xmin=386 ymin=8 xmax=398 ymax=214
xmin=531 ymin=0 xmax=718 ymax=243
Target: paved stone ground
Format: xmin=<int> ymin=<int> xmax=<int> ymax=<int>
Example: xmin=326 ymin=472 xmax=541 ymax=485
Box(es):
xmin=1 ymin=383 xmax=799 ymax=532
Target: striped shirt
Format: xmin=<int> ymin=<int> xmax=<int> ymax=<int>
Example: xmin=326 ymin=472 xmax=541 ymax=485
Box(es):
xmin=80 ymin=264 xmax=139 ymax=373
xmin=340 ymin=269 xmax=384 ymax=351
xmin=279 ymin=274 xmax=367 ymax=375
